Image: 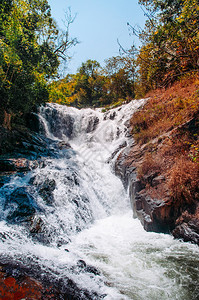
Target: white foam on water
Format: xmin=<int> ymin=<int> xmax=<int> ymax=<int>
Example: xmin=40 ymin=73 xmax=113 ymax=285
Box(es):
xmin=0 ymin=100 xmax=199 ymax=299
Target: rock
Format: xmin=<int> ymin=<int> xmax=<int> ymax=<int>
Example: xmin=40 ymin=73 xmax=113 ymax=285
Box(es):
xmin=25 ymin=112 xmax=41 ymax=133
xmin=42 ymin=107 xmax=75 ymax=138
xmin=114 ymin=140 xmax=199 ymax=243
xmin=85 ymin=265 xmax=101 ymax=276
xmin=0 ymin=158 xmax=39 ymax=173
xmin=0 ymin=125 xmax=54 ymax=159
xmin=152 ymin=175 xmax=165 ymax=187
xmin=57 ymin=141 xmax=71 ymax=149
xmin=107 ymin=141 xmax=127 ymax=163
xmin=76 ymin=260 xmax=101 ymax=276
xmin=29 ymin=215 xmax=44 ymax=234
xmin=132 ymin=189 xmax=175 ymax=233
xmin=85 ymin=116 xmax=99 ymax=133
xmin=109 ymin=111 xmax=116 ymax=120
xmin=5 ymin=187 xmax=39 ymax=223
xmin=103 ymin=111 xmax=116 ymax=120
xmin=77 ymin=259 xmax=87 ymax=269
xmin=0 ymin=175 xmax=11 ymax=188
xmin=38 ymin=178 xmax=56 ymax=205
xmin=0 ymin=260 xmax=106 ymax=300
xmin=172 ymin=222 xmax=199 ymax=245
xmin=142 ymin=171 xmax=160 ymax=186
xmin=172 ymin=209 xmax=199 ymax=245
xmin=0 ymin=159 xmax=17 ymax=172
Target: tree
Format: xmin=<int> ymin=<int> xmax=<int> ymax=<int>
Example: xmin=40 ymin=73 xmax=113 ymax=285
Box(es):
xmin=135 ymin=0 xmax=199 ymax=90
xmin=0 ymin=0 xmax=77 ymax=127
xmin=103 ymin=55 xmax=136 ymax=101
xmin=72 ymin=60 xmax=105 ymax=107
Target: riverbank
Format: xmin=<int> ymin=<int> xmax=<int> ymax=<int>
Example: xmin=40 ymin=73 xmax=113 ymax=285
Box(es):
xmin=115 ymin=73 xmax=199 ymax=244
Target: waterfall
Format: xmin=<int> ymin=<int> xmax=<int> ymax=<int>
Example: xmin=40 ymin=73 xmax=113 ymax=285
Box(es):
xmin=0 ymin=100 xmax=199 ymax=299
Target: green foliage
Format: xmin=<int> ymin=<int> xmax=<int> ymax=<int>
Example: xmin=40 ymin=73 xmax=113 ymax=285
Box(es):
xmin=104 ymin=55 xmax=136 ymax=102
xmin=0 ymin=0 xmax=76 ymax=127
xmin=136 ymin=0 xmax=199 ymax=93
xmin=49 ymin=56 xmax=136 ymax=108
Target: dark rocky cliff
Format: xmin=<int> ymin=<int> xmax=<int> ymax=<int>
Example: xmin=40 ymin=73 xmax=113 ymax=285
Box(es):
xmin=115 ymin=138 xmax=199 ymax=246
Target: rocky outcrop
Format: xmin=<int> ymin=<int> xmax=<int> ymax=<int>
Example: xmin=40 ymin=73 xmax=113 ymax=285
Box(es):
xmin=0 ymin=260 xmax=105 ymax=300
xmin=4 ymin=187 xmax=40 ymax=223
xmin=0 ymin=125 xmax=53 ymax=158
xmin=115 ymin=141 xmax=199 ymax=245
xmin=0 ymin=158 xmax=39 ymax=172
xmin=172 ymin=208 xmax=199 ymax=244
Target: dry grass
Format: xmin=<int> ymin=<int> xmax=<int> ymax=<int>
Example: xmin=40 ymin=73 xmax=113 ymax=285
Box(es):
xmin=168 ymin=157 xmax=199 ymax=206
xmin=128 ymin=72 xmax=199 ymax=208
xmin=131 ymin=72 xmax=199 ymax=144
xmin=137 ymin=153 xmax=161 ymax=181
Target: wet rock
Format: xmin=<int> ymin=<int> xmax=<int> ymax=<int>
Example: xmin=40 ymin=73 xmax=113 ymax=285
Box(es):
xmin=0 ymin=260 xmax=106 ymax=300
xmin=107 ymin=141 xmax=127 ymax=163
xmin=38 ymin=179 xmax=56 ymax=205
xmin=42 ymin=107 xmax=75 ymax=138
xmin=103 ymin=111 xmax=116 ymax=121
xmin=0 ymin=175 xmax=11 ymax=188
xmin=172 ymin=209 xmax=199 ymax=245
xmin=77 ymin=259 xmax=87 ymax=269
xmin=0 ymin=159 xmax=17 ymax=172
xmin=109 ymin=111 xmax=116 ymax=120
xmin=66 ymin=172 xmax=79 ymax=186
xmin=58 ymin=141 xmax=71 ymax=149
xmin=85 ymin=116 xmax=99 ymax=133
xmin=5 ymin=187 xmax=39 ymax=223
xmin=85 ymin=265 xmax=101 ymax=276
xmin=0 ymin=158 xmax=39 ymax=173
xmin=76 ymin=260 xmax=101 ymax=276
xmin=173 ymin=221 xmax=199 ymax=245
xmin=25 ymin=112 xmax=41 ymax=133
xmin=0 ymin=126 xmax=46 ymax=157
xmin=29 ymin=215 xmax=44 ymax=234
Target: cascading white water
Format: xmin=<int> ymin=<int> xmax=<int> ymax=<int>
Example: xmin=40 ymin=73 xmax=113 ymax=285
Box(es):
xmin=0 ymin=100 xmax=199 ymax=299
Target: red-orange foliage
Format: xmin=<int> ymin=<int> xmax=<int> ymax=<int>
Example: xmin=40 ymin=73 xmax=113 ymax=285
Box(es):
xmin=131 ymin=73 xmax=199 ymax=144
xmin=168 ymin=158 xmax=199 ymax=205
xmin=129 ymin=73 xmax=199 ymax=208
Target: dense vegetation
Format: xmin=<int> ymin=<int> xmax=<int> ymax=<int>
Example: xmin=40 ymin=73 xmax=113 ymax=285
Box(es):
xmin=0 ymin=0 xmax=77 ymax=128
xmin=0 ymin=0 xmax=198 ymax=120
xmin=135 ymin=0 xmax=199 ymax=94
xmin=49 ymin=0 xmax=198 ymax=107
xmin=49 ymin=56 xmax=135 ymax=108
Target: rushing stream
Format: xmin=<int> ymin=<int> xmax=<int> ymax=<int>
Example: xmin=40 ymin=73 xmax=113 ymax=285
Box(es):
xmin=0 ymin=100 xmax=199 ymax=299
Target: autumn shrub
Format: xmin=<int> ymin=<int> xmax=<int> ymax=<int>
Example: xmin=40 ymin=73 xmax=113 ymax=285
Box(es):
xmin=131 ymin=73 xmax=199 ymax=145
xmin=168 ymin=158 xmax=199 ymax=206
xmin=137 ymin=153 xmax=161 ymax=183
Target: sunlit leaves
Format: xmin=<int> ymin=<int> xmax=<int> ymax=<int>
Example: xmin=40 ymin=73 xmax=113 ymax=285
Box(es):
xmin=136 ymin=0 xmax=199 ymax=92
xmin=0 ymin=0 xmax=62 ymax=119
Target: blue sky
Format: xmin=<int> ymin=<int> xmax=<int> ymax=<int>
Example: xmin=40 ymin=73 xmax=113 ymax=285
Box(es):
xmin=48 ymin=0 xmax=146 ymax=74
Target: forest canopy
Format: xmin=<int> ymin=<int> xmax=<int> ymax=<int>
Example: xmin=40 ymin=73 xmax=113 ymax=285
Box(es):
xmin=49 ymin=57 xmax=136 ymax=108
xmin=0 ymin=0 xmax=198 ymax=125
xmin=136 ymin=0 xmax=199 ymax=93
xmin=0 ymin=0 xmax=77 ymax=127
xmin=50 ymin=0 xmax=198 ymax=107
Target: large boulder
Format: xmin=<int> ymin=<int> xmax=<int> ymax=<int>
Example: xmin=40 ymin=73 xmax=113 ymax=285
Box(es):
xmin=5 ymin=187 xmax=39 ymax=223
xmin=38 ymin=178 xmax=56 ymax=205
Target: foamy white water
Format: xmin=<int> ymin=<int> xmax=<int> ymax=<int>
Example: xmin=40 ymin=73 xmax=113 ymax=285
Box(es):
xmin=0 ymin=100 xmax=198 ymax=299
